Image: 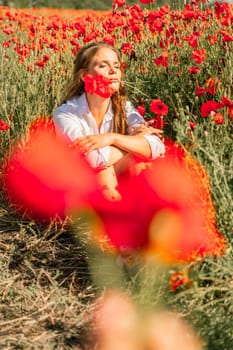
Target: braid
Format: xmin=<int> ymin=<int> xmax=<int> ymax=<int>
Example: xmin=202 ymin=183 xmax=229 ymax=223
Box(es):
xmin=111 ymin=84 xmax=128 ymax=134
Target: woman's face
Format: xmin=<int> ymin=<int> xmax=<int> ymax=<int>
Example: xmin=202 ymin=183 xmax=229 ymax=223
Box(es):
xmin=87 ymin=47 xmax=122 ymax=92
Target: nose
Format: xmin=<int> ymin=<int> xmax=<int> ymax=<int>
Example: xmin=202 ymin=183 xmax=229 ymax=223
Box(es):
xmin=109 ymin=66 xmax=117 ymax=74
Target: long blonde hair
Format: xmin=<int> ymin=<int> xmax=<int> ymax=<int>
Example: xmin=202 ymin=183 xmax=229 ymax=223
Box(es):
xmin=62 ymin=42 xmax=128 ymax=134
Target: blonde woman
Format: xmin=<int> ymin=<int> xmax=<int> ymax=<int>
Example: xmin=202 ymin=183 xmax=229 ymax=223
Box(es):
xmin=53 ymin=42 xmax=165 ymax=201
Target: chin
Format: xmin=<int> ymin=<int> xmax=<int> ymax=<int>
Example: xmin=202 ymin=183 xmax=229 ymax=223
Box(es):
xmin=111 ymin=83 xmax=120 ymax=91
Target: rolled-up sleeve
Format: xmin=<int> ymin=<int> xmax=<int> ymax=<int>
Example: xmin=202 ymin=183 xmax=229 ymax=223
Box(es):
xmin=126 ymin=104 xmax=166 ymax=159
xmin=143 ymin=134 xmax=165 ymax=159
xmin=85 ymin=147 xmax=110 ymax=169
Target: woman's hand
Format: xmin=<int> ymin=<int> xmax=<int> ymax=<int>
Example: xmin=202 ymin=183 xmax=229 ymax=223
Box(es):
xmin=71 ymin=133 xmax=114 ymax=155
xmin=129 ymin=124 xmax=163 ymax=139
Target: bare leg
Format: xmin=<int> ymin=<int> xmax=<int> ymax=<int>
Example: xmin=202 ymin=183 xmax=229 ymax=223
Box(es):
xmin=96 ymin=166 xmax=121 ymax=201
xmin=114 ymin=154 xmax=152 ymax=177
xmin=96 ymin=155 xmax=152 ymax=201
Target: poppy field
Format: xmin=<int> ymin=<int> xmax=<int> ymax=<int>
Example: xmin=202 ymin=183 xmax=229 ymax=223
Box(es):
xmin=0 ymin=1 xmax=233 ymax=349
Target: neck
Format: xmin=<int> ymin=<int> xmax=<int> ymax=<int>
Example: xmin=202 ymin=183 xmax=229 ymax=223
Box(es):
xmin=86 ymin=93 xmax=110 ymax=125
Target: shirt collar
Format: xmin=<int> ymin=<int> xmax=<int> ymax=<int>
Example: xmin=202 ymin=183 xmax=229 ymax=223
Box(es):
xmin=73 ymin=93 xmax=114 ymax=121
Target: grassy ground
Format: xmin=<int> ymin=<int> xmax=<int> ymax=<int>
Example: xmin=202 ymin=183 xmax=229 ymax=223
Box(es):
xmin=0 ymin=190 xmax=97 ymax=349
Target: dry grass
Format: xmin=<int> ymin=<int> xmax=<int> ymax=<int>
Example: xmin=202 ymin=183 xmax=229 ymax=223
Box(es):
xmin=0 ymin=191 xmax=97 ymax=349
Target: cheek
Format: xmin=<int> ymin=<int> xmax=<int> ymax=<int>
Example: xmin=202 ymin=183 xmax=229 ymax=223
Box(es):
xmin=87 ymin=67 xmax=101 ymax=77
xmin=111 ymin=81 xmax=121 ymax=91
xmin=118 ymin=71 xmax=122 ymax=79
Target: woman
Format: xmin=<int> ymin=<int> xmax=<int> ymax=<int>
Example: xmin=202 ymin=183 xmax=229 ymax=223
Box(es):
xmin=53 ymin=42 xmax=165 ymax=200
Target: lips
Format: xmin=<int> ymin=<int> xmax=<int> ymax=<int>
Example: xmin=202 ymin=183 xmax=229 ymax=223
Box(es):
xmin=109 ymin=80 xmax=120 ymax=85
xmin=109 ymin=78 xmax=119 ymax=82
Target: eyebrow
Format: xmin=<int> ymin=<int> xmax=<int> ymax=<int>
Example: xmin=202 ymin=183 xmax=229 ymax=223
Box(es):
xmin=93 ymin=59 xmax=120 ymax=65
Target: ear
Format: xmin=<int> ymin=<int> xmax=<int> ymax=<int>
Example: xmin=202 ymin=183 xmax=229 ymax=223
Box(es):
xmin=80 ymin=69 xmax=90 ymax=82
xmin=79 ymin=69 xmax=86 ymax=82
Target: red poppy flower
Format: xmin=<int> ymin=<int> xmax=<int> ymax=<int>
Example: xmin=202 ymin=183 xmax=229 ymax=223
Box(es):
xmin=121 ymin=42 xmax=134 ymax=56
xmin=212 ymin=112 xmax=224 ymax=125
xmin=83 ymin=74 xmax=115 ymax=98
xmin=34 ymin=60 xmax=45 ymax=68
xmin=219 ymin=96 xmax=233 ymax=108
xmin=228 ymin=107 xmax=233 ymax=120
xmin=0 ymin=120 xmax=10 ymax=131
xmin=169 ymin=270 xmax=191 ymax=292
xmin=208 ymin=35 xmax=218 ymax=45
xmin=154 ymin=53 xmax=168 ymax=67
xmin=137 ymin=104 xmax=145 ymax=116
xmin=205 ymin=77 xmax=220 ymax=95
xmin=3 ymin=28 xmax=14 ymax=35
xmin=112 ymin=0 xmax=126 ymax=7
xmin=148 ymin=115 xmax=165 ymax=129
xmin=139 ymin=0 xmax=155 ymax=4
xmin=189 ymin=122 xmax=196 ymax=130
xmin=222 ymin=31 xmax=233 ymax=43
xmin=188 ymin=66 xmax=200 ymax=74
xmin=191 ymin=48 xmax=206 ymax=64
xmin=2 ymin=40 xmax=11 ymax=48
xmin=195 ymin=86 xmax=208 ymax=97
xmin=200 ymin=100 xmax=219 ymax=117
xmin=184 ymin=34 xmax=198 ymax=48
xmin=150 ymin=99 xmax=169 ymax=116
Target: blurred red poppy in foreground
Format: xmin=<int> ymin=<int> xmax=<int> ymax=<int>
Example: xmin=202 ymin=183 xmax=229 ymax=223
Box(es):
xmin=3 ymin=125 xmax=97 ymax=220
xmin=90 ymin=140 xmax=225 ymax=264
xmin=28 ymin=116 xmax=55 ymax=136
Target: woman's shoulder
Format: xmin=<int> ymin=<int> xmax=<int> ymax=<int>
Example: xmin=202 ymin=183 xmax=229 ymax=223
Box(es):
xmin=125 ymin=100 xmax=142 ymax=118
xmin=53 ymin=94 xmax=87 ymax=118
xmin=125 ymin=100 xmax=145 ymax=125
xmin=125 ymin=100 xmax=136 ymax=113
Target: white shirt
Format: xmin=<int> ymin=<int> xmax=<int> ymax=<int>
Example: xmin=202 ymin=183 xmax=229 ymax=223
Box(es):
xmin=53 ymin=93 xmax=165 ymax=169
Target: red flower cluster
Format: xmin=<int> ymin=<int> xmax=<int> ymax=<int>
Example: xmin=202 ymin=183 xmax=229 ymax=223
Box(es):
xmin=83 ymin=74 xmax=116 ymax=98
xmin=154 ymin=53 xmax=168 ymax=67
xmin=169 ymin=270 xmax=191 ymax=292
xmin=34 ymin=54 xmax=50 ymax=68
xmin=191 ymin=48 xmax=206 ymax=64
xmin=139 ymin=0 xmax=155 ymax=4
xmin=148 ymin=99 xmax=169 ymax=129
xmin=200 ymin=96 xmax=233 ymax=123
xmin=188 ymin=66 xmax=200 ymax=74
xmin=0 ymin=120 xmax=10 ymax=131
xmin=196 ymin=78 xmax=220 ymax=96
xmin=112 ymin=0 xmax=126 ymax=8
xmin=3 ymin=28 xmax=14 ymax=35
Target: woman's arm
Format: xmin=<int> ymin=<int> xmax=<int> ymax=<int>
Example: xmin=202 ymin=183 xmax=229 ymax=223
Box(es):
xmin=111 ymin=133 xmax=152 ymax=159
xmin=73 ymin=131 xmax=165 ymax=161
